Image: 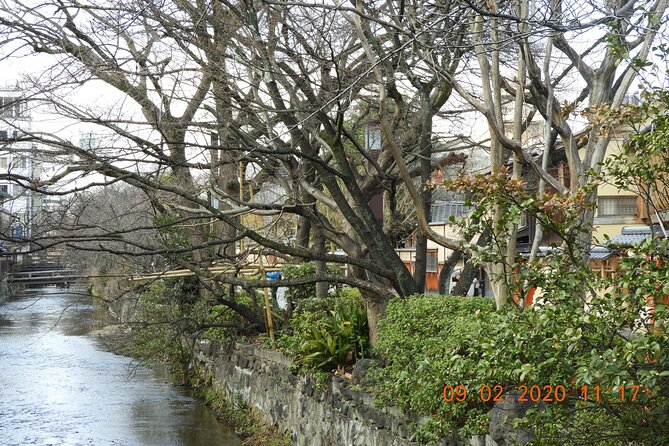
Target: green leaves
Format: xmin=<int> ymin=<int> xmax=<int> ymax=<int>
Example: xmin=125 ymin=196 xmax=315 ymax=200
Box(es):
xmin=372 ymin=244 xmax=669 ymax=445
xmin=372 ymin=295 xmax=494 ymax=438
xmin=278 ymin=289 xmax=368 ymax=373
xmin=281 ymin=262 xmax=342 ymax=301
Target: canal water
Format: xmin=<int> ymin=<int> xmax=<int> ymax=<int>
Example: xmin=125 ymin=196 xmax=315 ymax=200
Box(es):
xmin=0 ymin=288 xmax=242 ymax=446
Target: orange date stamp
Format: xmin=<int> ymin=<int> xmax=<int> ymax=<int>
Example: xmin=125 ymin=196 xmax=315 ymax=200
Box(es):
xmin=442 ymin=384 xmax=645 ymax=403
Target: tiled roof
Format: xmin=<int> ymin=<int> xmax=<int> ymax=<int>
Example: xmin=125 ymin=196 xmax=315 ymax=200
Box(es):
xmin=430 ymin=201 xmax=471 ymax=224
xmin=590 ymin=246 xmax=612 ymax=260
xmin=607 ymin=226 xmax=652 ymax=246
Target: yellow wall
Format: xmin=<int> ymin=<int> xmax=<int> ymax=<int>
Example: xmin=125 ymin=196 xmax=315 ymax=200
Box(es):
xmin=592 ymin=224 xmax=632 ymax=243
xmin=592 ymin=136 xmax=645 ymax=241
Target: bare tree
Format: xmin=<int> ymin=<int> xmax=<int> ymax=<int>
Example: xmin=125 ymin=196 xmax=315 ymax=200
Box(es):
xmin=2 ymin=0 xmax=658 ymax=340
xmin=0 ymin=0 xmax=469 ymax=343
xmin=457 ymin=0 xmax=668 ymax=307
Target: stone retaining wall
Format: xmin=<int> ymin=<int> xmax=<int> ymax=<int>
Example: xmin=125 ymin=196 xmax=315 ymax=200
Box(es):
xmin=107 ymin=293 xmax=141 ymax=323
xmin=191 ymin=340 xmax=500 ymax=446
xmin=104 ymin=293 xmax=526 ymax=446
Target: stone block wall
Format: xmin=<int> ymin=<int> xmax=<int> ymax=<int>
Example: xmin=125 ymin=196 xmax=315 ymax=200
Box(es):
xmin=191 ymin=340 xmax=501 ymax=446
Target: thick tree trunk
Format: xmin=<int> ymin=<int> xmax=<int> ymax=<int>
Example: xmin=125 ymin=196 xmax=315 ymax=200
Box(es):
xmin=350 ymin=265 xmax=390 ymax=348
xmin=212 ymin=81 xmax=240 ymax=259
xmin=313 ymin=225 xmax=329 ymax=298
xmin=215 ymin=155 xmax=240 ymax=258
xmin=363 ymin=292 xmax=388 ymax=349
xmin=414 ymin=232 xmax=428 ymax=293
xmin=414 ymin=91 xmax=434 ymax=294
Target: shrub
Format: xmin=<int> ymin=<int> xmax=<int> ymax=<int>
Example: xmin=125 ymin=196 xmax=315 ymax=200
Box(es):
xmin=281 ymin=261 xmax=342 ymax=301
xmin=372 ymin=294 xmax=495 ymax=441
xmin=375 ymin=258 xmax=669 ymax=446
xmin=203 ymin=289 xmax=277 ymax=343
xmin=278 ymin=287 xmax=368 ymax=373
xmin=129 ymin=279 xmax=206 ymax=375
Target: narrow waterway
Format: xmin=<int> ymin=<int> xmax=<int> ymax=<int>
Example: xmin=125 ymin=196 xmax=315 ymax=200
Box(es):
xmin=0 ymin=288 xmax=242 ymax=446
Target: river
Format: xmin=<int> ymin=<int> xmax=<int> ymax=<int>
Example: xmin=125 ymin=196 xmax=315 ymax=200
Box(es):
xmin=0 ymin=288 xmax=242 ymax=446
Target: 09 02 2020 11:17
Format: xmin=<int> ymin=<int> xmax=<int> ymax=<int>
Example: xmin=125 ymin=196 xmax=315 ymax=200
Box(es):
xmin=442 ymin=384 xmax=645 ymax=403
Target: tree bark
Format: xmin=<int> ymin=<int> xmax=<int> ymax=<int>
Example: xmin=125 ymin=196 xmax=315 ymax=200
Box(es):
xmin=314 ymin=225 xmax=328 ymax=298
xmin=364 ymin=292 xmax=388 ymax=349
xmin=414 ymin=90 xmax=434 ymax=294
xmin=451 ymin=260 xmax=478 ymax=296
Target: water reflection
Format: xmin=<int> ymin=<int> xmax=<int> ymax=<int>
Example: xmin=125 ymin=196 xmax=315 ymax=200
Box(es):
xmin=0 ymin=313 xmax=13 ymax=327
xmin=0 ymin=288 xmax=241 ymax=446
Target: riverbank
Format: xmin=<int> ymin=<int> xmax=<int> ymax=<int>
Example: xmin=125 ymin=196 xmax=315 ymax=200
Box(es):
xmin=189 ymin=339 xmax=465 ymax=446
xmin=91 ymin=323 xmax=134 ymax=355
xmin=93 ymin=297 xmax=290 ymax=446
xmin=191 ymin=375 xmax=291 ymax=446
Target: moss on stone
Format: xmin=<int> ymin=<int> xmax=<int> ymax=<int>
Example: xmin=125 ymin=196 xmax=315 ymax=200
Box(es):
xmin=190 ymin=366 xmax=290 ymax=446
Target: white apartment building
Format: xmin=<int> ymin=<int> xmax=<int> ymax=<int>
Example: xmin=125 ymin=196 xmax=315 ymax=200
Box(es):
xmin=0 ymin=85 xmax=42 ymax=243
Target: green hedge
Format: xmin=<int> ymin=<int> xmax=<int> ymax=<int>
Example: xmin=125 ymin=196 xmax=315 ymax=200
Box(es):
xmin=373 ymin=294 xmax=495 ymax=442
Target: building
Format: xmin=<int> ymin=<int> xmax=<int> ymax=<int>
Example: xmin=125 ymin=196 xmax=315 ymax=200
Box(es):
xmin=396 ymin=199 xmax=478 ymax=294
xmin=395 ymin=108 xmax=654 ymax=295
xmin=0 ymin=85 xmax=44 ymax=260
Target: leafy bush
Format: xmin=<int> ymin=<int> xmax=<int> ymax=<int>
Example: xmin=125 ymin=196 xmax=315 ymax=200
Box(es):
xmin=131 ymin=279 xmax=258 ymax=368
xmin=374 ymin=252 xmax=669 ymax=446
xmin=203 ymin=286 xmax=291 ymax=343
xmin=278 ymin=288 xmax=368 ymax=373
xmin=130 ymin=279 xmax=207 ymax=375
xmin=503 ymin=244 xmax=669 ymax=446
xmin=372 ymin=294 xmax=494 ymax=441
xmin=281 ymin=261 xmax=342 ymax=301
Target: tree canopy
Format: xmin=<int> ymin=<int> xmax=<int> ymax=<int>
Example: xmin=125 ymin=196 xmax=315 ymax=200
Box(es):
xmin=0 ymin=0 xmax=667 ymax=340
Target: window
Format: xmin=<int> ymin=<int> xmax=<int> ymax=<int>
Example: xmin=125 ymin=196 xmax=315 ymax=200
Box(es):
xmin=0 ymin=158 xmax=7 ymax=169
xmin=365 ymin=125 xmax=381 ymax=151
xmin=0 ymin=184 xmax=8 ymax=194
xmin=598 ymin=196 xmax=638 ymax=217
xmin=0 ymin=130 xmax=6 ymax=140
xmin=519 ymin=212 xmax=528 ymax=228
xmin=11 ymin=157 xmax=26 ymax=169
xmin=12 ymin=225 xmax=24 ymax=239
xmin=427 ymin=250 xmax=439 ymax=273
xmin=0 ymin=97 xmax=21 ymax=118
xmin=79 ymin=133 xmax=99 ymax=151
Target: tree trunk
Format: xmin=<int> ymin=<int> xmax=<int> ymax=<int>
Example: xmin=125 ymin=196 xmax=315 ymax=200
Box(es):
xmin=363 ymin=291 xmax=388 ymax=348
xmin=439 ymin=249 xmax=463 ymax=294
xmin=451 ymin=261 xmax=478 ymax=296
xmin=314 ymin=225 xmax=328 ymax=298
xmin=414 ymin=232 xmax=427 ymax=293
xmin=212 ymin=80 xmax=240 ymax=259
xmin=217 ymin=295 xmax=266 ymax=332
xmin=295 ymin=216 xmax=311 ymax=252
xmin=453 ymin=229 xmax=491 ymax=296
xmin=349 ymin=264 xmax=390 ymax=348
xmin=414 ymin=90 xmax=434 ymax=294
